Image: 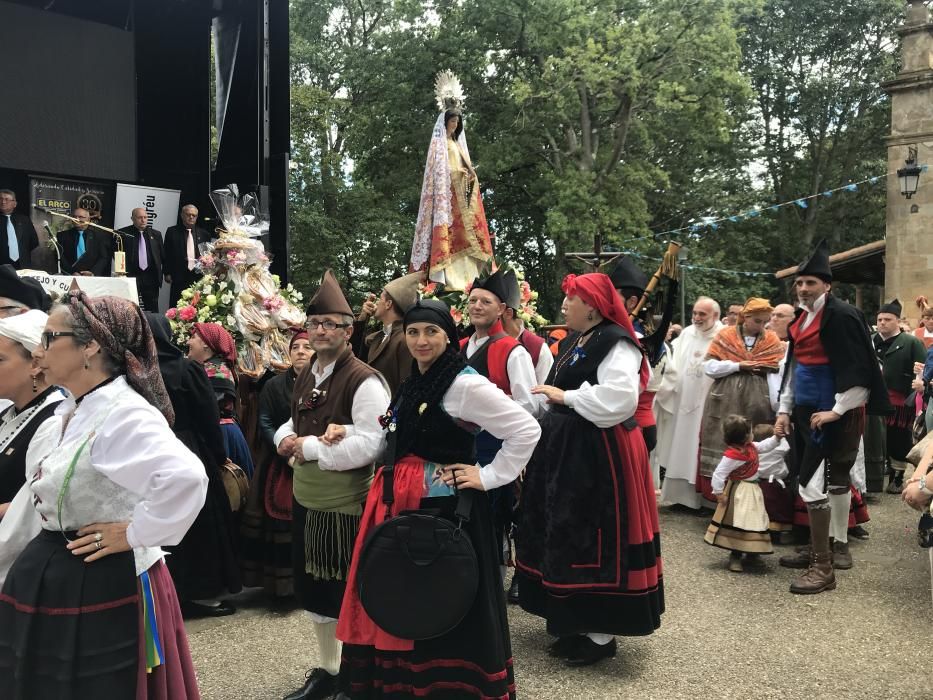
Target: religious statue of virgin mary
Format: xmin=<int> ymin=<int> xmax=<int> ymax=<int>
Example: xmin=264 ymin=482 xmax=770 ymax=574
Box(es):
xmin=409 ymin=71 xmax=494 ymax=291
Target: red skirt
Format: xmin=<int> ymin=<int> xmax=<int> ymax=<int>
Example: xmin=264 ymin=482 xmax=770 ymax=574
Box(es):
xmin=337 ymin=457 xmax=515 ymax=699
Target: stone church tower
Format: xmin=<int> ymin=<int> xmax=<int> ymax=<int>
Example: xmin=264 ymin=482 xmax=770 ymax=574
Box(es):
xmin=883 ymin=0 xmax=933 ymax=320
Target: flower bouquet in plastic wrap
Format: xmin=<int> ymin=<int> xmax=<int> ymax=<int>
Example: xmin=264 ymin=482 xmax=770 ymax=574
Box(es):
xmin=166 ymin=185 xmax=305 ymax=377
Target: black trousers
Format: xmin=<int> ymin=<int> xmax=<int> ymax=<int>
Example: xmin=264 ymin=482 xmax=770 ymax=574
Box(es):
xmin=136 ymin=278 xmax=160 ymax=312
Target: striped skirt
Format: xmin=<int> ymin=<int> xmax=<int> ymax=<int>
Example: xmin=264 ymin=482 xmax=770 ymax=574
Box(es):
xmin=704 ymin=480 xmax=773 ymax=554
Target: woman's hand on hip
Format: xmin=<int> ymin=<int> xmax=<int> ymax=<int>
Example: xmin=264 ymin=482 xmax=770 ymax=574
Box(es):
xmin=441 ymin=464 xmax=485 ymax=491
xmin=69 ymin=522 xmax=131 ymax=562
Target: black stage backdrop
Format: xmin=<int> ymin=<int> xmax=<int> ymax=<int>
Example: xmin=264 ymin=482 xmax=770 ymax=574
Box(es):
xmin=0 ymin=1 xmax=136 ymax=181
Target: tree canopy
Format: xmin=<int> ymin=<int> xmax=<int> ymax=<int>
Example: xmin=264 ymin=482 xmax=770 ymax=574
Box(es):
xmin=287 ymin=0 xmax=900 ymax=320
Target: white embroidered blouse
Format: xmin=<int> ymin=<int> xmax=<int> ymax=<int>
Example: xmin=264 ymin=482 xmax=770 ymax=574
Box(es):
xmin=26 ymin=376 xmax=208 ymax=575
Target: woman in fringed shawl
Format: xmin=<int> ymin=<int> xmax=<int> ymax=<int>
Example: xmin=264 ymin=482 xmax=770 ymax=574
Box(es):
xmin=697 ymin=298 xmax=785 ymax=502
xmin=515 ymin=273 xmax=663 ymax=667
xmin=240 ymin=329 xmax=312 ymax=599
xmin=336 ymin=299 xmax=540 ymax=699
xmin=0 ymin=292 xmax=206 ymax=699
xmin=147 ymin=313 xmax=242 ymax=618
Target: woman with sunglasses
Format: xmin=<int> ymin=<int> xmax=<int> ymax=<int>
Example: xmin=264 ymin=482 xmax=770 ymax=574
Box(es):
xmin=0 ymin=292 xmax=207 ymax=699
xmin=334 ymin=299 xmax=541 ymax=700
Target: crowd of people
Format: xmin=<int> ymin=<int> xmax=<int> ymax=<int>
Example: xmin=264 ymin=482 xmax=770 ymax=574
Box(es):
xmin=0 ymin=233 xmax=928 ymax=700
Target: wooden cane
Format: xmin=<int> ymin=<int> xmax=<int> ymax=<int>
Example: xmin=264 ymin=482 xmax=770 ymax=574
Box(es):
xmin=632 ymin=241 xmax=682 ymax=316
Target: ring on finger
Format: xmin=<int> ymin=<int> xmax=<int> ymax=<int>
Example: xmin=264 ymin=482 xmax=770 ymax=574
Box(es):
xmin=94 ymin=532 xmax=103 ymax=543
xmin=95 ymin=541 xmax=102 ymax=550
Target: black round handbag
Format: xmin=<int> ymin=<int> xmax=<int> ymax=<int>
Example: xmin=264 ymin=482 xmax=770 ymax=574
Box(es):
xmin=356 ymin=465 xmax=479 ymax=640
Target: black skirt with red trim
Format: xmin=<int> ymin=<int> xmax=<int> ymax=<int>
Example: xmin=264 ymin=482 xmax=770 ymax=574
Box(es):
xmin=515 ymin=408 xmax=664 ymax=637
xmin=339 ymin=494 xmax=515 ymax=699
xmin=0 ymin=529 xmax=140 ymax=700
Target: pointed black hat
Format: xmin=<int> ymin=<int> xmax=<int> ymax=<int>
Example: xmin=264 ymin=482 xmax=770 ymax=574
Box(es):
xmin=609 ymin=256 xmax=649 ymax=294
xmin=471 ymin=268 xmax=509 ymax=304
xmin=796 ymin=239 xmax=832 ymax=283
xmin=879 ymin=298 xmax=902 ymax=317
xmin=502 ymin=269 xmax=521 ymax=310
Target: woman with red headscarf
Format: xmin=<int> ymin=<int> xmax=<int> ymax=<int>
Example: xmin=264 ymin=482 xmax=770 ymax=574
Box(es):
xmin=240 ymin=329 xmax=312 ymax=599
xmin=186 ymin=322 xmax=255 ymax=481
xmin=515 ymin=273 xmax=663 ymax=667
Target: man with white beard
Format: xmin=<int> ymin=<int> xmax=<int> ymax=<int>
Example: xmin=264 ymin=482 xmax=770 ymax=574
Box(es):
xmin=655 ymin=297 xmax=723 ymax=509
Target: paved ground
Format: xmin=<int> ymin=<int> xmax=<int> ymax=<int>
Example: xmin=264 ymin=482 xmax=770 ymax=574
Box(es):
xmin=187 ymin=493 xmax=930 ymax=699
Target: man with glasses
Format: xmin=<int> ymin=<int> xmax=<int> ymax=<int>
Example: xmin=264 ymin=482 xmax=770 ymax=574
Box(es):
xmin=164 ymin=204 xmax=213 ymax=307
xmin=273 ymin=270 xmax=389 ymax=700
xmin=0 ymin=190 xmax=39 ymax=270
xmin=57 ymin=208 xmax=111 ymax=277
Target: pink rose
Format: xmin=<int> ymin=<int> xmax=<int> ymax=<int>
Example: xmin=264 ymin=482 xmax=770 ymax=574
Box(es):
xmin=165 ymin=308 xmax=177 ymax=320
xmin=179 ymin=305 xmax=197 ymax=322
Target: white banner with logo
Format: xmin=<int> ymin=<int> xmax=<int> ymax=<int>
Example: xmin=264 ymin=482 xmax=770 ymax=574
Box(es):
xmin=18 ymin=270 xmax=139 ymax=303
xmin=114 ymin=183 xmax=181 ymax=311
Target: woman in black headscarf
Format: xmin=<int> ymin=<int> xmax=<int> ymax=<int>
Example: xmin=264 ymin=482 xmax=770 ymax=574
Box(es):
xmin=147 ymin=313 xmax=243 ymax=618
xmin=334 ymin=299 xmax=540 ymax=699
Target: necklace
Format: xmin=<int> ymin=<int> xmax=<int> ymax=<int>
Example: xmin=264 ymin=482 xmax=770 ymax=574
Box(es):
xmin=0 ymin=393 xmax=57 ymax=455
xmin=552 ymin=326 xmax=598 ymax=379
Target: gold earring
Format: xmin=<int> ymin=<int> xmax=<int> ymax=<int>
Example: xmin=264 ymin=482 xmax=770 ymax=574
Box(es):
xmin=84 ymin=357 xmax=90 ymax=370
xmin=32 ymin=375 xmax=38 ymax=393
xmin=587 ymin=311 xmax=594 ymax=321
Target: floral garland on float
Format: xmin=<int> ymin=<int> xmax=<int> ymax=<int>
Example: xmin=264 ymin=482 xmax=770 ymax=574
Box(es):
xmin=166 ymin=185 xmax=305 ymax=377
xmin=420 ymin=261 xmax=547 ymax=330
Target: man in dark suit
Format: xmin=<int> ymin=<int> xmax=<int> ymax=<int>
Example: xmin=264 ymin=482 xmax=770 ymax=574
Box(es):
xmin=0 ymin=189 xmax=39 ymax=269
xmin=163 ymin=203 xmax=212 ymax=307
xmin=57 ymin=208 xmax=111 ymax=277
xmin=116 ymin=207 xmax=163 ymax=311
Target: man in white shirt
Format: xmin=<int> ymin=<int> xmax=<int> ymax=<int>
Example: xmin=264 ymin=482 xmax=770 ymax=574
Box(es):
xmin=461 ymin=267 xmax=538 ymax=598
xmin=774 ymin=240 xmax=889 ymax=593
xmin=274 ymin=270 xmax=390 ymax=700
xmin=655 ymin=297 xmax=723 ymax=509
xmin=500 ymin=269 xmax=553 ymax=385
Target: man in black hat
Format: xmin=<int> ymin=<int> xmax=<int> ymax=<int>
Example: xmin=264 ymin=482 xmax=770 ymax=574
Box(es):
xmin=462 ymin=267 xmax=537 ymax=593
xmin=609 ymin=255 xmax=649 ymax=335
xmin=775 ymin=239 xmax=889 ymax=593
xmin=0 ymin=265 xmax=51 ymax=316
xmin=865 ymin=299 xmax=926 ymax=494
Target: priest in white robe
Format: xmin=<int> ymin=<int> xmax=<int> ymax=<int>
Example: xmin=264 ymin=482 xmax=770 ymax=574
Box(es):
xmin=656 ymin=297 xmax=723 ymax=509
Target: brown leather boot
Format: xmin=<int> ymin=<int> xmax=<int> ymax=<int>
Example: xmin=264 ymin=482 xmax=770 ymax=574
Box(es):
xmin=789 ymin=551 xmax=836 ymax=594
xmin=790 ymin=503 xmax=835 ymax=594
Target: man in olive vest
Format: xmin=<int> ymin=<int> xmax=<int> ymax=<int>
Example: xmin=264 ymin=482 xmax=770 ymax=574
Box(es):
xmin=274 ymin=269 xmax=390 ymax=700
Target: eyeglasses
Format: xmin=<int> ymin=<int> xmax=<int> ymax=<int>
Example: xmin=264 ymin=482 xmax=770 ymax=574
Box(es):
xmin=305 ymin=320 xmax=351 ymax=331
xmin=41 ymin=331 xmax=76 ymax=350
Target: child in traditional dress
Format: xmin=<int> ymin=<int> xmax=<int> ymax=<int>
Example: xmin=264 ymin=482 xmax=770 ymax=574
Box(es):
xmin=704 ymin=415 xmax=782 ymax=572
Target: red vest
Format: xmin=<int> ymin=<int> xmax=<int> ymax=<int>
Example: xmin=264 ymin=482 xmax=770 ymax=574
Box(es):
xmin=518 ymin=329 xmax=544 ymax=366
xmin=460 ymin=320 xmax=519 ymax=394
xmin=789 ymin=307 xmax=829 ymax=365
